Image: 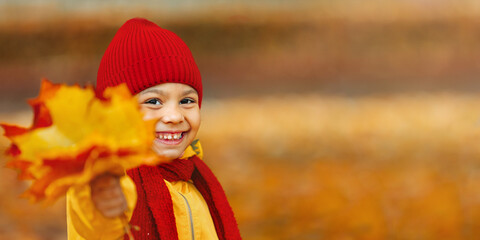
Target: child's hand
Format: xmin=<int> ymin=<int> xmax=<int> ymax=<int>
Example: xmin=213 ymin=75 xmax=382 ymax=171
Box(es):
xmin=90 ymin=174 xmax=127 ymax=218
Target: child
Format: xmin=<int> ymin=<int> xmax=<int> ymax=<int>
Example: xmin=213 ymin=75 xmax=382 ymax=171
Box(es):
xmin=66 ymin=18 xmax=242 ymax=240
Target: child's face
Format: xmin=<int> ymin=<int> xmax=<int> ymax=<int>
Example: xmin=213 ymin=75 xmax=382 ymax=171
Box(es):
xmin=136 ymin=83 xmax=201 ymax=160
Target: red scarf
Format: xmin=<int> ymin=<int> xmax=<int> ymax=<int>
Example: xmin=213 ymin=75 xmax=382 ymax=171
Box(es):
xmin=126 ymin=156 xmax=242 ymax=239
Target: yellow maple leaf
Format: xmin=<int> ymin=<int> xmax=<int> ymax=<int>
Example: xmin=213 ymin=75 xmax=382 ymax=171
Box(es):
xmin=2 ymin=79 xmax=160 ymax=204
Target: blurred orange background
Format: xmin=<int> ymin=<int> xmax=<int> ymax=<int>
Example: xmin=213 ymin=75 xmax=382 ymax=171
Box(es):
xmin=1 ymin=1 xmax=480 ymax=239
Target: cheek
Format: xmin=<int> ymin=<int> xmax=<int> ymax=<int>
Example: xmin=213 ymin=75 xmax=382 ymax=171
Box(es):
xmin=188 ymin=112 xmax=201 ymax=131
xmin=140 ymin=107 xmax=157 ymax=121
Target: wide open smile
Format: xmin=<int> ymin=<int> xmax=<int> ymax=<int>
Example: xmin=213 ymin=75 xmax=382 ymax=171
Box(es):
xmin=155 ymin=131 xmax=186 ymax=145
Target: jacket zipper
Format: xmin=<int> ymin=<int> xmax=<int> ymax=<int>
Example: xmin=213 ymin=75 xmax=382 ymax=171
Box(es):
xmin=179 ymin=192 xmax=195 ymax=240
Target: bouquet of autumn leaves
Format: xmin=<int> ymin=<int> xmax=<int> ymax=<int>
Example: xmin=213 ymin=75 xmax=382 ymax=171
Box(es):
xmin=2 ymin=79 xmax=161 ymax=239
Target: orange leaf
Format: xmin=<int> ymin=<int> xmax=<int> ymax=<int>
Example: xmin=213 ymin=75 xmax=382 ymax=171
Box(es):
xmin=3 ymin=79 xmax=161 ymax=203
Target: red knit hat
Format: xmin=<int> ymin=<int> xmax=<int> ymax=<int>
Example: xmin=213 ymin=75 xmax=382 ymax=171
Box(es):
xmin=96 ymin=18 xmax=202 ymax=105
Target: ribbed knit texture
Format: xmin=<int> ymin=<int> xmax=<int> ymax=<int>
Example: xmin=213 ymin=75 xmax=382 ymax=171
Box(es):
xmin=126 ymin=156 xmax=242 ymax=240
xmin=96 ymin=18 xmax=203 ymax=105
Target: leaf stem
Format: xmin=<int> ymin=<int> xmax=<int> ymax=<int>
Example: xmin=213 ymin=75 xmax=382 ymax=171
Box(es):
xmin=121 ymin=213 xmax=134 ymax=240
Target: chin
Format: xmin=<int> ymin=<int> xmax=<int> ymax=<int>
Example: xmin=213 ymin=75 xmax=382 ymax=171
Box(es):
xmin=154 ymin=149 xmax=183 ymax=160
xmin=152 ymin=143 xmax=185 ymax=160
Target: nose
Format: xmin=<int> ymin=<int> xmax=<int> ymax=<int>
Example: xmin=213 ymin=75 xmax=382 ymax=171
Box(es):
xmin=160 ymin=103 xmax=183 ymax=124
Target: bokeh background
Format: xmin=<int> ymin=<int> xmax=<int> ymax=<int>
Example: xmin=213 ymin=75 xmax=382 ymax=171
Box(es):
xmin=1 ymin=0 xmax=480 ymax=239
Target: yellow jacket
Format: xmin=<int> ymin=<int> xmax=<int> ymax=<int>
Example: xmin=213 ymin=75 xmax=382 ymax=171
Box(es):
xmin=66 ymin=143 xmax=219 ymax=240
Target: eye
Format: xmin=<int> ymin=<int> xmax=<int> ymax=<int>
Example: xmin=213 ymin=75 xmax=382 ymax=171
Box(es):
xmin=144 ymin=98 xmax=162 ymax=105
xmin=180 ymin=98 xmax=196 ymax=105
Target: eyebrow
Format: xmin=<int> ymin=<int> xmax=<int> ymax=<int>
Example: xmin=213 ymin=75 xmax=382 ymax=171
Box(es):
xmin=139 ymin=88 xmax=197 ymax=96
xmin=139 ymin=89 xmax=163 ymax=95
xmin=183 ymin=89 xmax=198 ymax=96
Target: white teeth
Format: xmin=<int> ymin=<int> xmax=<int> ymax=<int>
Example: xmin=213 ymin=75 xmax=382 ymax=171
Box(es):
xmin=157 ymin=132 xmax=183 ymax=140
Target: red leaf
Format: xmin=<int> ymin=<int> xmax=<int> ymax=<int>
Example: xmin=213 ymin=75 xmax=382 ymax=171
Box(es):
xmin=31 ymin=102 xmax=53 ymax=129
xmin=5 ymin=144 xmax=21 ymax=157
xmin=1 ymin=124 xmax=28 ymax=138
